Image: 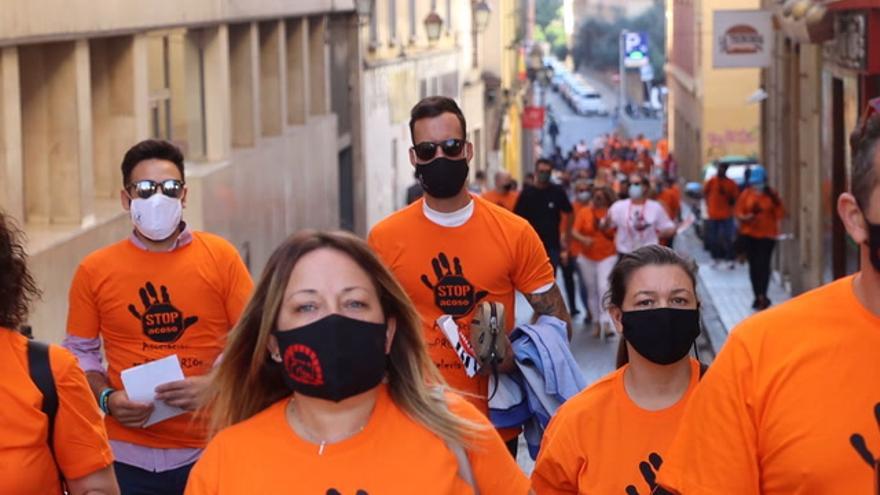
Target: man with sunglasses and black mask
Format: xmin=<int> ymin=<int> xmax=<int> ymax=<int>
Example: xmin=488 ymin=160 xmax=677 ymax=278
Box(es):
xmin=63 ymin=140 xmax=253 ymax=495
xmin=657 ymin=99 xmax=880 ymax=493
xmin=369 ymin=96 xmax=572 ymax=458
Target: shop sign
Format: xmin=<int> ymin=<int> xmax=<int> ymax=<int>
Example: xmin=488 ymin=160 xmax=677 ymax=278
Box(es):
xmin=522 ymin=106 xmax=545 ymax=129
xmin=713 ymin=10 xmax=773 ymax=68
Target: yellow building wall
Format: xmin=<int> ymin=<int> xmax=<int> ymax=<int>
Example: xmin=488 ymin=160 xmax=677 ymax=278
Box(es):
xmin=505 ymin=101 xmax=522 ymax=180
xmin=699 ymin=0 xmax=762 ymax=164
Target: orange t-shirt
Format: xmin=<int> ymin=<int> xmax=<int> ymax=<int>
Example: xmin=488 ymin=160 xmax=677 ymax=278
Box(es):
xmin=735 ymin=188 xmax=784 ymax=238
xmin=532 ymin=359 xmax=701 ymax=494
xmin=66 ymin=231 xmax=253 ymax=449
xmin=0 ymin=329 xmax=113 ymax=494
xmin=184 ymin=385 xmax=530 ymax=495
xmin=482 ymin=189 xmax=520 ymax=211
xmin=573 ymin=206 xmax=616 ymax=261
xmin=566 ymin=201 xmax=589 ymax=257
xmin=704 ymin=177 xmax=739 ymax=220
xmin=658 ymin=275 xmax=880 ymax=494
xmin=367 ymin=197 xmax=555 ymax=414
xmin=657 ymin=139 xmax=669 ymax=161
xmin=657 ymin=185 xmax=681 ymax=221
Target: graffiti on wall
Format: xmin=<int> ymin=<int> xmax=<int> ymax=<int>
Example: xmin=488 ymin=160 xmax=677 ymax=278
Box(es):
xmin=705 ymin=127 xmax=760 ymax=161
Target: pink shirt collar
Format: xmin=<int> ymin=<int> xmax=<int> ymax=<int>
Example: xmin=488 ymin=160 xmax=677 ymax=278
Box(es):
xmin=128 ymin=223 xmax=193 ymax=252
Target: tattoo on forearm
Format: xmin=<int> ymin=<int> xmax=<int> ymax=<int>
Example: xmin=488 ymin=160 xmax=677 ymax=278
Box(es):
xmin=525 ymin=285 xmax=573 ymax=332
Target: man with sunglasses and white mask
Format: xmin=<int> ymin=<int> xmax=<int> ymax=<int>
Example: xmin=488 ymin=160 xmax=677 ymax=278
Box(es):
xmin=369 ymin=96 xmax=572 ymax=458
xmin=63 ymin=140 xmax=253 ymax=495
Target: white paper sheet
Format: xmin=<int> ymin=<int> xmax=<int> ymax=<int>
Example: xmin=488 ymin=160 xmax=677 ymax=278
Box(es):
xmin=120 ymin=354 xmax=186 ymax=427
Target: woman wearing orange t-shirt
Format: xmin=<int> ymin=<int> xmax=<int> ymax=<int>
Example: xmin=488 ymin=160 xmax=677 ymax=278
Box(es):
xmin=0 ymin=212 xmax=118 ymax=495
xmin=186 ymin=231 xmax=530 ymax=495
xmin=532 ymin=245 xmax=704 ymax=495
xmin=572 ymin=186 xmax=618 ymax=338
xmin=735 ymin=167 xmax=785 ymax=310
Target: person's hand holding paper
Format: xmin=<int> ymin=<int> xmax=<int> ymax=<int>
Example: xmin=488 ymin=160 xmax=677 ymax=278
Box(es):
xmin=120 ymin=354 xmax=189 ymax=427
xmin=108 ymin=391 xmax=154 ymax=428
xmin=154 ymin=374 xmax=210 ymax=411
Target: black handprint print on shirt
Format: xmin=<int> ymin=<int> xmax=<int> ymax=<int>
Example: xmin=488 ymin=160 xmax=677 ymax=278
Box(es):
xmin=128 ymin=282 xmax=198 ymax=343
xmin=625 ymin=452 xmax=673 ymax=495
xmin=326 ymin=490 xmax=368 ymax=495
xmin=420 ymin=252 xmax=489 ymax=318
xmin=849 ymin=402 xmax=880 ymax=492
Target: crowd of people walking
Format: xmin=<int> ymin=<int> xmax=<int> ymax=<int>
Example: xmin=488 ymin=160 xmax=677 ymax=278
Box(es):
xmin=2 ymin=95 xmax=880 ymax=494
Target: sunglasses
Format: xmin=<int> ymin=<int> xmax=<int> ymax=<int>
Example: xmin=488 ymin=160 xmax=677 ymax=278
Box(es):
xmin=126 ymin=179 xmax=185 ymax=200
xmin=412 ymin=139 xmax=465 ymax=161
xmin=855 ymin=97 xmax=880 ymax=145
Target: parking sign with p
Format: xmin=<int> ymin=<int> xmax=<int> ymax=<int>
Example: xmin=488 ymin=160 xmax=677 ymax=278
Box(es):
xmin=623 ymin=32 xmax=649 ymax=68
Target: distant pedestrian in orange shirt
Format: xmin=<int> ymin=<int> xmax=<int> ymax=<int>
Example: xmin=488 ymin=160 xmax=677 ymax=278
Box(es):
xmin=571 ymin=186 xmax=618 ymax=338
xmin=533 ymin=245 xmax=705 ymax=494
xmin=657 ymin=137 xmax=669 ymax=162
xmin=657 ymin=98 xmax=880 ymax=495
xmin=0 ymin=212 xmax=118 ymax=495
xmin=560 ymin=179 xmax=594 ymax=321
xmin=482 ymin=170 xmax=519 ymax=211
xmin=734 ymin=166 xmax=784 ymax=310
xmin=703 ymin=163 xmax=740 ymax=268
xmin=186 ymin=231 xmax=531 ymax=495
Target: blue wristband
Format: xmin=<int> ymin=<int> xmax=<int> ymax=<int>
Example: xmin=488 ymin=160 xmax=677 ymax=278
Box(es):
xmin=98 ymin=387 xmax=115 ymax=416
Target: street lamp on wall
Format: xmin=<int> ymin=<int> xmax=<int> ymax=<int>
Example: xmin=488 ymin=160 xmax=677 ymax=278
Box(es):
xmin=424 ymin=11 xmax=444 ymax=42
xmin=355 ymin=0 xmax=373 ymax=24
xmin=471 ymin=1 xmax=491 ymax=69
xmin=473 ymin=1 xmax=492 ymax=33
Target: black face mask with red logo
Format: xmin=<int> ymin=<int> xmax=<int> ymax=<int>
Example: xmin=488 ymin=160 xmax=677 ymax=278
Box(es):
xmin=274 ymin=314 xmax=388 ymax=402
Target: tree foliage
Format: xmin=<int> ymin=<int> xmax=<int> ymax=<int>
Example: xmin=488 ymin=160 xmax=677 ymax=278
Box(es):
xmin=536 ymin=0 xmax=563 ymax=30
xmin=536 ymin=18 xmax=568 ymax=61
xmin=570 ymin=2 xmax=666 ymax=82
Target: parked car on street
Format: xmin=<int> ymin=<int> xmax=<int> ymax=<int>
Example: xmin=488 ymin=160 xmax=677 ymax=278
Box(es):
xmin=573 ymin=92 xmax=608 ymax=116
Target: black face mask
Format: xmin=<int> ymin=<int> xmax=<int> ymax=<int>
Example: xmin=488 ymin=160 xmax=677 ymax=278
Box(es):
xmin=864 ymin=212 xmax=880 ymax=272
xmin=416 ymin=157 xmax=469 ymax=199
xmin=274 ymin=314 xmax=387 ymax=402
xmin=502 ymin=182 xmax=515 ymax=193
xmin=621 ymin=308 xmax=700 ymax=365
xmin=537 ymin=171 xmax=552 ymax=184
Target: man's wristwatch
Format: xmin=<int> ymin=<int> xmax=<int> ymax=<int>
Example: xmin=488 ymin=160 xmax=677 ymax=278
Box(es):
xmin=98 ymin=387 xmax=115 ymax=416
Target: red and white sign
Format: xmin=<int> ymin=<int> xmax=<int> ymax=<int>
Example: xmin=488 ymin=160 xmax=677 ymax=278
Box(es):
xmin=522 ymin=106 xmax=545 ymax=129
xmin=713 ymin=10 xmax=773 ymax=68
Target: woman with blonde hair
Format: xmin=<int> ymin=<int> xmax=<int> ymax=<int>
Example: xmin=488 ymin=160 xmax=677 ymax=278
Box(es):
xmin=185 ymin=230 xmax=529 ymax=495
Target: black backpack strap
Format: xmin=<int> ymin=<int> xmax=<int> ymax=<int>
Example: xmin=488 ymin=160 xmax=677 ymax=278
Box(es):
xmin=699 ymin=362 xmax=709 ymax=379
xmin=27 ymin=340 xmax=63 ymax=483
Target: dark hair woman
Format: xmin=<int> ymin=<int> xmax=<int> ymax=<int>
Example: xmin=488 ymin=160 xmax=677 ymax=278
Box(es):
xmin=532 ymin=245 xmax=704 ymax=494
xmin=0 ymin=211 xmax=119 ymax=495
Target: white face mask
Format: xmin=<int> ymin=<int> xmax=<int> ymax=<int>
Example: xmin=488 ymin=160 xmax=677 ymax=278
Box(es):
xmin=576 ymin=191 xmax=592 ymax=203
xmin=629 ymin=184 xmax=645 ymax=200
xmin=130 ymin=194 xmax=183 ymax=241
